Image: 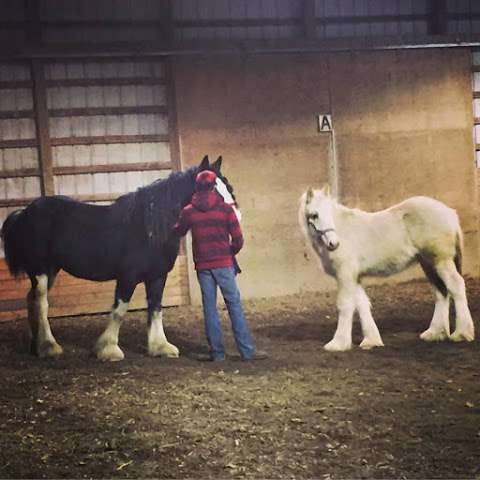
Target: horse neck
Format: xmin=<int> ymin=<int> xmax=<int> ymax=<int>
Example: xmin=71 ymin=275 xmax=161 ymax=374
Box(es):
xmin=332 ymin=199 xmax=368 ymax=229
xmin=151 ymin=166 xmax=198 ymax=209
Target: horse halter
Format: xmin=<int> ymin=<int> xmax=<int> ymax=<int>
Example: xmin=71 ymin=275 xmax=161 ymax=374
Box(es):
xmin=308 ymin=222 xmax=336 ymax=239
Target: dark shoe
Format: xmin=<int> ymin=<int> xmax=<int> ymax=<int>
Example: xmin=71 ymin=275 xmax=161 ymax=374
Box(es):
xmin=243 ymin=350 xmax=268 ymax=361
xmin=195 ymin=353 xmax=225 ymax=362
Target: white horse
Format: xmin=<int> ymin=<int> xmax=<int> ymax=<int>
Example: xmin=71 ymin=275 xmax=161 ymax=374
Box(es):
xmin=299 ymin=186 xmax=475 ymax=351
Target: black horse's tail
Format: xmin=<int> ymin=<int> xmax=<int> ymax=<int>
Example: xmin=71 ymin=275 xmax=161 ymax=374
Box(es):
xmin=1 ymin=210 xmax=25 ymax=277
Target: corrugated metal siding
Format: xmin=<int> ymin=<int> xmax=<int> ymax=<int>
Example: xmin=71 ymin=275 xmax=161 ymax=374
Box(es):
xmin=173 ymin=0 xmax=304 ymax=41
xmin=448 ymin=0 xmax=480 ymax=34
xmin=316 ymin=0 xmax=428 ymax=38
xmin=40 ymin=0 xmax=164 ymax=43
xmin=0 ymin=0 xmax=26 ymax=44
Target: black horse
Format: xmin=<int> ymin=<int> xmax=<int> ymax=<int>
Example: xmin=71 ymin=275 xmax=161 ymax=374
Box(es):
xmin=1 ymin=155 xmax=235 ymax=361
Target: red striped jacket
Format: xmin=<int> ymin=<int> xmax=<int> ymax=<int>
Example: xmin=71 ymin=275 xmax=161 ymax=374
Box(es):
xmin=173 ymin=191 xmax=243 ymax=270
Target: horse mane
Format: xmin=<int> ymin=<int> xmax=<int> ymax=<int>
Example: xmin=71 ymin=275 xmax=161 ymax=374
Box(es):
xmin=118 ymin=166 xmax=199 ymax=246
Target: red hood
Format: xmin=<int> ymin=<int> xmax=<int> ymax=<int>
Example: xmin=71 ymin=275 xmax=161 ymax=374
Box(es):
xmin=191 ymin=191 xmax=221 ymax=212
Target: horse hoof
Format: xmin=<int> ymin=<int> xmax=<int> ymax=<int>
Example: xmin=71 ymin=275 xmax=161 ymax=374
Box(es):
xmin=96 ymin=344 xmax=125 ymax=362
xmin=37 ymin=341 xmax=64 ymax=358
xmin=359 ymin=338 xmax=384 ymax=350
xmin=148 ymin=342 xmax=180 ymax=358
xmin=324 ymin=340 xmax=352 ymax=352
xmin=449 ymin=330 xmax=475 ymax=342
xmin=420 ymin=329 xmax=449 ymax=342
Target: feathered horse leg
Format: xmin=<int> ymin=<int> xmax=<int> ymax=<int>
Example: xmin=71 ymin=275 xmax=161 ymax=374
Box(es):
xmin=146 ymin=275 xmax=179 ymax=357
xmin=27 ymin=274 xmax=63 ymax=358
xmin=95 ymin=281 xmax=135 ymax=361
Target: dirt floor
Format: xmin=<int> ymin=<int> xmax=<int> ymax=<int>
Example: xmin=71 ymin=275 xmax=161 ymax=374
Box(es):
xmin=0 ymin=278 xmax=479 ymax=479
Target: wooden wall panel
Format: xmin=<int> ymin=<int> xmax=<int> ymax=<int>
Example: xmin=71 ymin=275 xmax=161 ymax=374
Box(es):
xmin=0 ymin=256 xmax=190 ymax=321
xmin=0 ymin=57 xmax=190 ymax=321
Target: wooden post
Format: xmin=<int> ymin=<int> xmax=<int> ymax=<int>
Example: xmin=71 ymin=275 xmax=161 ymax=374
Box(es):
xmin=303 ymin=0 xmax=316 ymax=40
xmin=31 ymin=59 xmax=55 ymax=196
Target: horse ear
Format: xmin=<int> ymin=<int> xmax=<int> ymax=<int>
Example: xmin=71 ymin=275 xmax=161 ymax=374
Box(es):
xmin=323 ymin=184 xmax=331 ymax=196
xmin=199 ymin=155 xmax=209 ymax=170
xmin=211 ymin=156 xmax=223 ymax=173
xmin=306 ymin=187 xmax=314 ymax=204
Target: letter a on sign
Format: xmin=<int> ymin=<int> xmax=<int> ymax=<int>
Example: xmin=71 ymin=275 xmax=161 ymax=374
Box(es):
xmin=317 ymin=114 xmax=332 ymax=132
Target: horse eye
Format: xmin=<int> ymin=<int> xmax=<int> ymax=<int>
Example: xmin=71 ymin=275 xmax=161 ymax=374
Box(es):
xmin=309 ymin=213 xmax=318 ymax=221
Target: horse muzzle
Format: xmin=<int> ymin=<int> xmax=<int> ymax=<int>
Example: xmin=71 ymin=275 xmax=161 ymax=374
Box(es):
xmin=309 ymin=223 xmax=339 ymax=251
xmin=325 ymin=238 xmax=339 ymax=251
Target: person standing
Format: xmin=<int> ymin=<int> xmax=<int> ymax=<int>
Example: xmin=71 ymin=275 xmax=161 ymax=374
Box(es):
xmin=173 ymin=170 xmax=267 ymax=362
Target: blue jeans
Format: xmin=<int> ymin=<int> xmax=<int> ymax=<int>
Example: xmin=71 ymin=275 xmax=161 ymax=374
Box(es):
xmin=197 ymin=267 xmax=255 ymax=360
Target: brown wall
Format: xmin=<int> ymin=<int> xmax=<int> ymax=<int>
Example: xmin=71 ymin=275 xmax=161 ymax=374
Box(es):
xmin=173 ymin=49 xmax=478 ymax=301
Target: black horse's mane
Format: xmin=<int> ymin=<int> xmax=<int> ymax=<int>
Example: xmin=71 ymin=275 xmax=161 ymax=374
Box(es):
xmin=118 ymin=165 xmax=200 ymax=245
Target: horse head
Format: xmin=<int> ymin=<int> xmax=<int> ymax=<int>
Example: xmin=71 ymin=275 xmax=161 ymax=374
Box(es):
xmin=201 ymin=155 xmax=240 ymax=221
xmin=305 ymin=185 xmax=339 ymax=252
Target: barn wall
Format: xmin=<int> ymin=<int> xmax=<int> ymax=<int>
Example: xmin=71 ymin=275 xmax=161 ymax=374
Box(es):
xmin=0 ymin=58 xmax=190 ymax=321
xmin=174 ymin=48 xmax=478 ymax=301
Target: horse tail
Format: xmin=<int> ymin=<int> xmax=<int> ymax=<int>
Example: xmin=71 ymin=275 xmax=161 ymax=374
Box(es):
xmin=417 ymin=255 xmax=448 ymax=297
xmin=454 ymin=227 xmax=463 ymax=275
xmin=1 ymin=209 xmax=25 ymax=278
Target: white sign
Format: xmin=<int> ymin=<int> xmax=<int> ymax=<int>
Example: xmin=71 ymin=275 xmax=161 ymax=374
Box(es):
xmin=317 ymin=114 xmax=332 ymax=132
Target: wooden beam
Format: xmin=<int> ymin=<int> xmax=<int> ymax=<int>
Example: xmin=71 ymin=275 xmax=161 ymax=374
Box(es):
xmin=0 ymin=197 xmax=36 ymax=207
xmin=0 ymin=80 xmax=33 ymax=90
xmin=31 ymin=59 xmax=55 ymax=196
xmin=176 ymin=18 xmax=301 ymax=28
xmin=0 ymin=168 xmax=39 ymax=179
xmin=0 ymin=109 xmax=35 ymax=119
xmin=0 ymin=139 xmax=37 ymax=149
xmin=41 ymin=20 xmax=160 ymax=28
xmin=3 ymin=33 xmax=480 ymax=61
xmin=49 ymin=105 xmax=168 ymax=118
xmin=46 ymin=77 xmax=166 ymax=87
xmin=0 ymin=193 xmax=118 ymax=208
xmin=303 ymin=0 xmax=316 ymax=40
xmin=0 ymin=162 xmax=172 ymax=179
xmin=50 ymin=134 xmax=169 ymax=147
xmin=53 ymin=161 xmax=171 ymax=176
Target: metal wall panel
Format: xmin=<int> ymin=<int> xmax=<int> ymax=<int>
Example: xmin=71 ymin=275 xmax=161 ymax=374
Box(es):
xmin=447 ymin=0 xmax=480 ymax=34
xmin=173 ymin=0 xmax=303 ymax=41
xmin=40 ymin=0 xmax=163 ymax=42
xmin=316 ymin=0 xmax=428 ymax=38
xmin=0 ymin=0 xmax=26 ymax=43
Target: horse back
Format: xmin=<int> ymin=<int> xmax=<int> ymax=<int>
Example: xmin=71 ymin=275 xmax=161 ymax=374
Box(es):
xmin=396 ymin=196 xmax=460 ymax=258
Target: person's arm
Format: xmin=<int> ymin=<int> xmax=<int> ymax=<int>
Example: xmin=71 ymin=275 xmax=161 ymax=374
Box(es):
xmin=173 ymin=208 xmax=191 ymax=237
xmin=227 ymin=206 xmax=244 ymax=254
